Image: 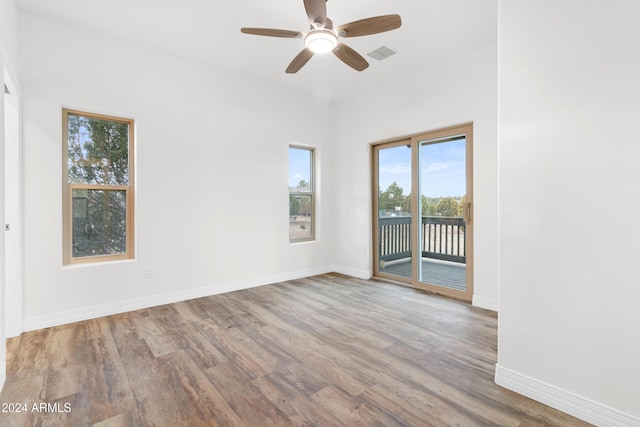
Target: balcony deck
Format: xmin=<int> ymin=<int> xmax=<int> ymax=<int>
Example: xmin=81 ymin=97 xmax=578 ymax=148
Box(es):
xmin=380 ymin=258 xmax=466 ymax=291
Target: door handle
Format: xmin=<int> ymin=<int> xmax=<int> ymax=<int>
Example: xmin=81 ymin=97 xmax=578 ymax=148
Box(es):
xmin=465 ymin=203 xmax=472 ymax=223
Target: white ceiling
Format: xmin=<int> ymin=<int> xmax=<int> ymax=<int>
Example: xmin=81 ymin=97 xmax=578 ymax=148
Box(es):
xmin=16 ymin=0 xmax=497 ymax=104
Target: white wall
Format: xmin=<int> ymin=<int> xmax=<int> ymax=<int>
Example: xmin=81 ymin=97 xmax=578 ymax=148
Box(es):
xmin=1 ymin=0 xmax=20 ymax=391
xmin=332 ymin=43 xmax=499 ymax=307
xmin=19 ymin=13 xmax=335 ymax=328
xmin=497 ymin=1 xmax=640 ymax=424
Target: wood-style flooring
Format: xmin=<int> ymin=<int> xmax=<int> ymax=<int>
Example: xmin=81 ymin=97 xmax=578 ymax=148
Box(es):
xmin=0 ymin=273 xmax=592 ymax=426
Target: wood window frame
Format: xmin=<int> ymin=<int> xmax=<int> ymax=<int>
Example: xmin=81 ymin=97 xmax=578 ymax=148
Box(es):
xmin=62 ymin=108 xmax=135 ymax=264
xmin=288 ymin=145 xmax=315 ymax=243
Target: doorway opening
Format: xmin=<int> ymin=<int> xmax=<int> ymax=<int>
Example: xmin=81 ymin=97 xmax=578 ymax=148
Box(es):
xmin=372 ymin=123 xmax=473 ymax=301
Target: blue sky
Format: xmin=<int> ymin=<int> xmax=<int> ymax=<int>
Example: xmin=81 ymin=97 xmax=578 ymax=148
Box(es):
xmin=289 ymin=147 xmax=312 ymax=187
xmin=378 ymin=139 xmax=466 ymax=198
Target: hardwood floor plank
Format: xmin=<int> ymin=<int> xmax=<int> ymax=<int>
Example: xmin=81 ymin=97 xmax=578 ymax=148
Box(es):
xmin=204 ymin=363 xmax=293 ymax=427
xmin=91 ymin=411 xmax=144 ymax=427
xmin=364 ymin=381 xmax=485 ymax=427
xmin=83 ymin=320 xmax=137 ymax=424
xmin=251 ymin=370 xmax=322 ymax=416
xmin=41 ymin=364 xmax=87 ymax=401
xmin=198 ymin=321 xmax=275 ymax=380
xmin=5 ymin=328 xmax=52 ymax=376
xmin=166 ymin=321 xmax=227 ymax=370
xmin=107 ymin=313 xmax=187 ymax=426
xmin=192 ymin=295 xmax=262 ymax=330
xmin=311 ymin=385 xmax=404 ymax=427
xmin=213 ymin=293 xmax=269 ymax=330
xmin=257 ymin=324 xmax=374 ymax=397
xmin=0 ymin=273 xmax=593 ymax=426
xmin=267 ymin=280 xmax=332 ymax=311
xmin=131 ymin=310 xmax=180 ymax=358
xmin=157 ymin=350 xmax=247 ymax=427
xmin=172 ymin=299 xmax=212 ymax=324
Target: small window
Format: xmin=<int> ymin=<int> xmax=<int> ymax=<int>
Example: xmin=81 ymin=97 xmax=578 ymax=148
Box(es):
xmin=289 ymin=146 xmax=315 ymax=242
xmin=62 ymin=109 xmax=134 ymax=264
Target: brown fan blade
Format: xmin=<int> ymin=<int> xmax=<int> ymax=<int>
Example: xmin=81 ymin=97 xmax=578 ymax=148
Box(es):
xmin=333 ymin=43 xmax=369 ymax=71
xmin=337 ymin=14 xmax=402 ymax=37
xmin=286 ymin=48 xmax=314 ymax=74
xmin=304 ymin=0 xmax=327 ymax=27
xmin=241 ymin=28 xmax=303 ymax=38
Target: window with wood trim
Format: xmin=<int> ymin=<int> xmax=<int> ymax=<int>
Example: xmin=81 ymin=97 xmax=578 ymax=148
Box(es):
xmin=62 ymin=109 xmax=134 ymax=264
xmin=288 ymin=146 xmax=315 ymax=242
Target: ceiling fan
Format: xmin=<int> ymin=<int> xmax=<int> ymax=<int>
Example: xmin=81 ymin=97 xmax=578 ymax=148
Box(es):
xmin=241 ymin=0 xmax=401 ymax=73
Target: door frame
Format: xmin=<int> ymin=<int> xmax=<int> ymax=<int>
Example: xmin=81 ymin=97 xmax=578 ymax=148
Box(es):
xmin=372 ymin=122 xmax=474 ymax=302
xmin=4 ymin=63 xmax=24 ymax=338
xmin=372 ymin=137 xmax=413 ymax=286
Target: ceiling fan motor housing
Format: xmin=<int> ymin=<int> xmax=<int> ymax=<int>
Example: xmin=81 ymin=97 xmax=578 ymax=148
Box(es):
xmin=304 ymin=28 xmax=338 ymax=54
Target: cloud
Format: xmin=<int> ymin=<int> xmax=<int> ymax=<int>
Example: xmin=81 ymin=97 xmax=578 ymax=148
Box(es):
xmin=380 ymin=164 xmax=411 ymax=175
xmin=425 ymin=162 xmax=449 ymax=172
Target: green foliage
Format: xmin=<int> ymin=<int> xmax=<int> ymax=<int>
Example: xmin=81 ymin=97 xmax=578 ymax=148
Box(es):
xmin=289 ymin=194 xmax=301 ymax=216
xmin=436 ymin=197 xmax=460 ymax=217
xmin=67 ymin=114 xmax=129 ymax=185
xmin=378 ymin=182 xmax=466 ymax=218
xmin=401 ymin=195 xmax=411 ymax=214
xmin=421 ymin=195 xmax=436 ymax=216
xmin=72 ymin=189 xmax=127 ymax=257
xmin=379 ymin=181 xmax=407 ymax=212
xmin=67 ymin=114 xmax=130 ymax=257
xmin=457 ymin=194 xmax=468 ymax=217
xmin=289 ymin=195 xmax=311 ymax=216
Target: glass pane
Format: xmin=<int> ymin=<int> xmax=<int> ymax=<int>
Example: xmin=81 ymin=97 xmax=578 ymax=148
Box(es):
xmin=377 ymin=144 xmax=412 ymax=280
xmin=419 ymin=136 xmax=467 ymax=291
xmin=72 ymin=189 xmax=127 ymax=258
xmin=67 ymin=113 xmax=129 ymax=185
xmin=289 ymin=195 xmax=313 ymax=241
xmin=288 ymin=147 xmax=312 ymax=192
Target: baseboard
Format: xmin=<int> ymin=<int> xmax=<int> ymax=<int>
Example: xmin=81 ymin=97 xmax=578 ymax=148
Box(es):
xmin=332 ymin=265 xmax=371 ymax=280
xmin=23 ymin=265 xmax=335 ymax=332
xmin=472 ymin=294 xmax=498 ymax=312
xmin=0 ymin=342 xmax=5 ymax=392
xmin=495 ymin=364 xmax=640 ymax=427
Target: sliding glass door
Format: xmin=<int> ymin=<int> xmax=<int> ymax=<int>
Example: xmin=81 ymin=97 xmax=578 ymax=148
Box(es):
xmin=418 ymin=134 xmax=470 ymax=294
xmin=374 ymin=140 xmax=413 ymax=281
xmin=373 ymin=124 xmax=473 ymax=301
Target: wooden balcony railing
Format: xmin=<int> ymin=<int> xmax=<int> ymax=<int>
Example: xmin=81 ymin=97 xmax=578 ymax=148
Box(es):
xmin=379 ymin=216 xmax=466 ymax=264
xmin=378 ymin=217 xmax=412 ymax=262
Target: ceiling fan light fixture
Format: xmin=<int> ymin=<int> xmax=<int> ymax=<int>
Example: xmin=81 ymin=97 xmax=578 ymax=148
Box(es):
xmin=304 ymin=29 xmax=338 ymax=54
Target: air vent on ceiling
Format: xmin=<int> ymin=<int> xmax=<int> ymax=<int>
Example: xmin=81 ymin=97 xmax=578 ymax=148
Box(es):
xmin=367 ymin=45 xmax=397 ymax=61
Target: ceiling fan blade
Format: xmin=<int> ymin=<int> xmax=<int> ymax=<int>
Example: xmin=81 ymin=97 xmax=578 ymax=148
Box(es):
xmin=337 ymin=14 xmax=402 ymax=37
xmin=241 ymin=28 xmax=303 ymax=38
xmin=333 ymin=43 xmax=369 ymax=71
xmin=303 ymin=0 xmax=327 ymax=27
xmin=286 ymin=48 xmax=314 ymax=74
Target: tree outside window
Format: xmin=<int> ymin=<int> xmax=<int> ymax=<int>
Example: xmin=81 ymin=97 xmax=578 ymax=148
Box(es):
xmin=288 ymin=146 xmax=315 ymax=242
xmin=63 ymin=109 xmax=134 ymax=264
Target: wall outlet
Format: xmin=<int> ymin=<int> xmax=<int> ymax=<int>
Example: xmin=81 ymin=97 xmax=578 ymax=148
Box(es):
xmin=144 ymin=267 xmax=154 ymax=279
